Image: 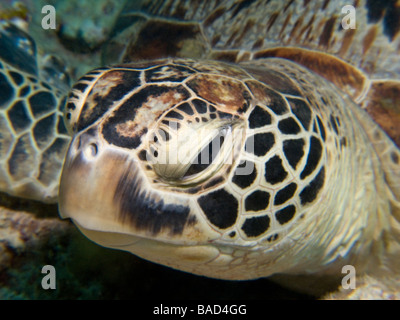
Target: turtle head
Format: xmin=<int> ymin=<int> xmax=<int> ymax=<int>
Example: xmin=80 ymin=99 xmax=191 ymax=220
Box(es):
xmin=59 ymin=59 xmax=328 ymax=280
xmin=59 ymin=60 xmax=256 ymax=278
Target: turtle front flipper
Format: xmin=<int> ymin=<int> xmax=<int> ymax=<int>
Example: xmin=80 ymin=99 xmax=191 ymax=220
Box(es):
xmin=324 ymin=274 xmax=400 ymax=300
xmin=0 ymin=22 xmax=71 ymax=202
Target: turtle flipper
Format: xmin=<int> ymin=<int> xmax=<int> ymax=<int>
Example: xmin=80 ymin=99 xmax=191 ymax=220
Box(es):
xmin=0 ymin=22 xmax=71 ymax=202
xmin=324 ymin=274 xmax=400 ymax=300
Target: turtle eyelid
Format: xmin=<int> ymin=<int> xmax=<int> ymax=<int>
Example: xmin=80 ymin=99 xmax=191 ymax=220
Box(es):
xmin=183 ymin=131 xmax=226 ymax=178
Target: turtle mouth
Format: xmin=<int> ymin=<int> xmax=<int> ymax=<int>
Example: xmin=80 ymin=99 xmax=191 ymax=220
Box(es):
xmin=73 ymin=222 xmax=221 ymax=268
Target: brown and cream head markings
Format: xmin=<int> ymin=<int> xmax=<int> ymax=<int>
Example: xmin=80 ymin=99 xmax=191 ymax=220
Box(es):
xmin=58 ymin=57 xmax=379 ymax=280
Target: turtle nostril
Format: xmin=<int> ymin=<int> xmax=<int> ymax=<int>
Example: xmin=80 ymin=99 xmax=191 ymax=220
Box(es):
xmin=83 ymin=143 xmax=98 ymax=159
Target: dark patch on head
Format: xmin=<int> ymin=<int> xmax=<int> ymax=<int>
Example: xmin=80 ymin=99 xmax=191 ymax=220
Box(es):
xmin=300 ymin=136 xmax=323 ymax=180
xmin=67 ymin=91 xmax=79 ymax=100
xmin=192 ymin=99 xmax=208 ymax=114
xmin=33 ymin=113 xmax=57 ymax=149
xmin=278 ymin=117 xmax=301 ymax=135
xmin=316 ymin=116 xmax=326 ymax=141
xmin=264 ymin=155 xmax=288 ymax=185
xmin=274 ymin=183 xmax=297 ymax=205
xmin=115 ymin=166 xmax=195 ymax=236
xmin=300 ymin=166 xmax=325 ymax=205
xmin=229 ymin=231 xmax=236 ymax=238
xmin=248 ymin=105 xmax=272 ymax=128
xmin=78 ymin=76 xmax=95 ymax=82
xmin=7 ymin=100 xmax=32 ymax=133
xmin=28 ymin=91 xmax=57 ymax=118
xmin=246 ymin=132 xmax=275 ymax=157
xmin=217 ymin=111 xmax=234 ymax=119
xmin=265 ymin=90 xmax=289 ymax=115
xmin=245 ymin=190 xmax=270 ymax=211
xmin=232 ymin=160 xmax=257 ymax=189
xmin=86 ymin=68 xmax=108 ymax=76
xmin=0 ymin=72 xmax=14 ymax=108
xmin=312 ymin=121 xmax=318 ymax=134
xmin=66 ymin=102 xmax=76 ymax=110
xmin=391 ymin=151 xmax=399 ymax=164
xmin=288 ymin=98 xmax=312 ymax=130
xmin=329 ymin=114 xmax=339 ymax=134
xmin=145 ymin=64 xmax=195 ymax=82
xmin=102 ymin=85 xmax=188 ymax=149
xmin=177 ymin=102 xmax=194 ymax=115
xmin=165 ymin=110 xmax=184 ymax=120
xmin=275 ymin=205 xmax=296 ymax=225
xmin=72 ymin=82 xmax=88 ymax=93
xmin=77 ymin=70 xmax=141 ymax=132
xmin=241 ymin=215 xmax=270 ymax=237
xmin=186 ymin=186 xmax=202 ymax=194
xmin=283 ymin=138 xmax=305 ymax=170
xmin=138 ymin=149 xmax=148 ymax=161
xmin=198 ymin=188 xmax=238 ymax=229
xmin=203 ymin=176 xmax=225 ymax=189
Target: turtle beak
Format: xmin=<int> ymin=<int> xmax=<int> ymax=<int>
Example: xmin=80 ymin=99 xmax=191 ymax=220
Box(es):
xmin=58 ymin=129 xmax=135 ymax=234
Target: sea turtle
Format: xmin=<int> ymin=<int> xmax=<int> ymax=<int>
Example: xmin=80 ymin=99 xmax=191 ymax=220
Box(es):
xmin=0 ymin=0 xmax=400 ymax=299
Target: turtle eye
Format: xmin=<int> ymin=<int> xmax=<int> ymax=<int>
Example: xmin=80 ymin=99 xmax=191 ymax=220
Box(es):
xmin=182 ymin=129 xmax=226 ymax=179
xmin=147 ymin=121 xmax=241 ymax=186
